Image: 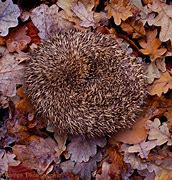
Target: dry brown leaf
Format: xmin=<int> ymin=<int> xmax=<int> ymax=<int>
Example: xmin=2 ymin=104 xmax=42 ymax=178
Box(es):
xmin=146 ymin=59 xmax=166 ymax=84
xmin=105 ymin=0 xmax=133 ymax=25
xmin=25 ymin=21 xmax=41 ymax=45
xmin=31 ymin=4 xmax=73 ymax=39
xmin=0 ymin=47 xmax=24 ymax=97
xmin=80 ymin=0 xmax=99 ymax=11
xmin=0 ymin=150 xmax=20 ymax=176
xmin=106 ymin=146 xmax=126 ymax=179
xmin=148 ymin=0 xmax=172 ymax=43
xmin=148 ymin=71 xmax=172 ymax=97
xmin=67 ymin=136 xmax=106 ymax=163
xmin=57 ymin=0 xmax=75 ymax=17
xmin=73 ymin=152 xmax=102 ymax=180
xmin=13 ymin=137 xmax=59 ymax=174
xmin=121 ymin=17 xmax=145 ymax=38
xmin=54 ymin=133 xmax=67 ymax=157
xmin=96 ymin=161 xmax=111 ymax=180
xmin=6 ymin=26 xmax=31 ymax=53
xmin=139 ymin=29 xmax=167 ymax=61
xmin=16 ymin=87 xmax=33 ymax=113
xmin=0 ymin=0 xmax=20 ymax=36
xmin=71 ymin=2 xmax=95 ymax=27
xmin=128 ymin=140 xmax=157 ymax=158
xmin=147 ymin=118 xmax=172 ymax=146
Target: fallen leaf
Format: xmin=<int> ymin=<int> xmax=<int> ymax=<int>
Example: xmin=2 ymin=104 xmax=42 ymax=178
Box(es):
xmin=146 ymin=59 xmax=166 ymax=84
xmin=0 ymin=149 xmax=20 ymax=176
xmin=57 ymin=0 xmax=74 ymax=17
xmin=0 ymin=0 xmax=20 ymax=36
xmin=103 ymin=145 xmax=126 ymax=179
xmin=148 ymin=71 xmax=172 ymax=96
xmin=67 ymin=135 xmax=106 ymax=163
xmin=71 ymin=2 xmax=95 ymax=27
xmin=146 ymin=62 xmax=161 ymax=84
xmin=105 ymin=0 xmax=133 ymax=25
xmin=6 ymin=26 xmax=31 ymax=53
xmin=54 ymin=133 xmax=67 ymax=156
xmin=121 ymin=17 xmax=145 ymax=38
xmin=139 ymin=29 xmax=167 ymax=61
xmin=0 ymin=47 xmax=24 ymax=97
xmin=123 ymin=149 xmax=148 ymax=170
xmin=25 ymin=21 xmax=41 ymax=44
xmin=73 ymin=152 xmax=102 ymax=180
xmin=148 ymin=0 xmax=172 ymax=43
xmin=128 ymin=140 xmax=157 ymax=158
xmin=60 ymin=160 xmax=75 ymax=173
xmin=96 ymin=161 xmax=111 ymax=180
xmin=31 ymin=4 xmax=73 ymax=39
xmin=146 ymin=118 xmax=172 ymax=146
xmin=13 ymin=137 xmax=59 ymax=174
xmin=16 ymin=87 xmax=33 ymax=113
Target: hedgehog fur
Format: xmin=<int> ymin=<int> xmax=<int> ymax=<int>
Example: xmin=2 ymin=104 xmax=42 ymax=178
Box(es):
xmin=25 ymin=29 xmax=147 ymax=137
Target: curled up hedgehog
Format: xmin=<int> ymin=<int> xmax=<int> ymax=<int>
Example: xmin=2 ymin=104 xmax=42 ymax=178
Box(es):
xmin=25 ymin=29 xmax=147 ymax=137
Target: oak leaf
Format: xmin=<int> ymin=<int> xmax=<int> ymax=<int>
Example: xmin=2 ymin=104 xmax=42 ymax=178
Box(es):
xmin=57 ymin=0 xmax=74 ymax=17
xmin=0 ymin=47 xmax=24 ymax=97
xmin=121 ymin=17 xmax=145 ymax=38
xmin=6 ymin=26 xmax=31 ymax=53
xmin=0 ymin=0 xmax=20 ymax=36
xmin=139 ymin=29 xmax=167 ymax=61
xmin=122 ymin=147 xmax=148 ymax=171
xmin=147 ymin=118 xmax=172 ymax=146
xmin=148 ymin=0 xmax=172 ymax=43
xmin=146 ymin=59 xmax=166 ymax=84
xmin=148 ymin=71 xmax=172 ymax=97
xmin=105 ymin=0 xmax=133 ymax=25
xmin=73 ymin=152 xmax=102 ymax=180
xmin=71 ymin=2 xmax=95 ymax=27
xmin=127 ymin=140 xmax=157 ymax=158
xmin=96 ymin=145 xmax=126 ymax=179
xmin=13 ymin=137 xmax=59 ymax=174
xmin=67 ymin=135 xmax=106 ymax=163
xmin=31 ymin=4 xmax=72 ymax=39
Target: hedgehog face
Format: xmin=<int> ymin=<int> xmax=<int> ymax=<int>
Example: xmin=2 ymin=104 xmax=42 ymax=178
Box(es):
xmin=25 ymin=30 xmax=147 ymax=137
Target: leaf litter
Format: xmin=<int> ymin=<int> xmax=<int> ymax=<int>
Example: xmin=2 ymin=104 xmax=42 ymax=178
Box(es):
xmin=0 ymin=0 xmax=172 ymax=179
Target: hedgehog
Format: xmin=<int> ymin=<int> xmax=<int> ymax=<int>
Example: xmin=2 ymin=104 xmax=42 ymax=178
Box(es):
xmin=24 ymin=29 xmax=147 ymax=137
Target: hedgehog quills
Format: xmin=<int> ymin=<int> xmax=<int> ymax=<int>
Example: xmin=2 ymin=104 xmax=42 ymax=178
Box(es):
xmin=25 ymin=30 xmax=147 ymax=137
